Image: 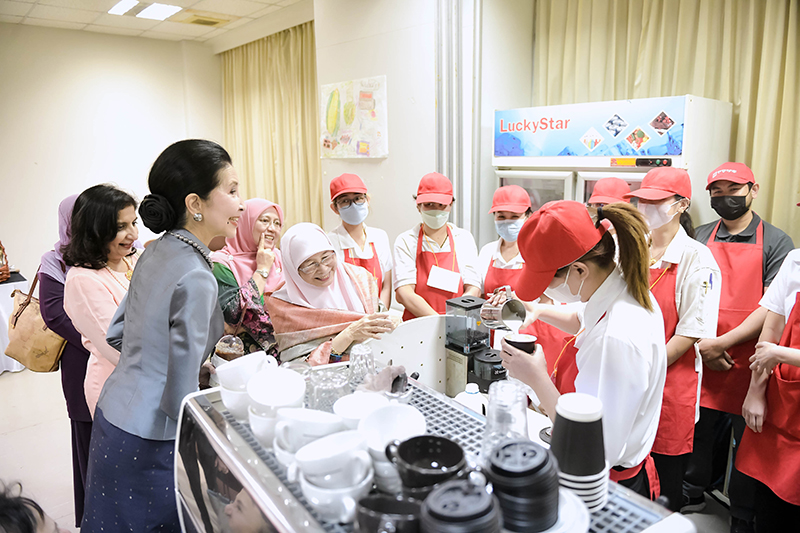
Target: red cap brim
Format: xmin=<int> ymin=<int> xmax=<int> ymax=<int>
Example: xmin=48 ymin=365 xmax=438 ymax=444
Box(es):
xmin=587 ymin=195 xmax=629 ymax=205
xmin=705 ymin=176 xmax=754 ymax=190
xmin=332 ymin=186 xmax=368 ymax=200
xmin=416 ymin=192 xmax=453 ymax=205
xmin=489 ymin=202 xmax=530 ymax=214
xmin=516 ymin=263 xmax=558 ymax=301
xmin=624 ymin=187 xmax=677 ymax=201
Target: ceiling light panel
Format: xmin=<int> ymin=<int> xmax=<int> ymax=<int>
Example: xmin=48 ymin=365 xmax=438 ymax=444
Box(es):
xmin=136 ymin=2 xmax=181 ymax=20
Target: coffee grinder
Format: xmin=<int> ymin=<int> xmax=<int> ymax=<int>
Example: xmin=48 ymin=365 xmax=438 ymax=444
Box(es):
xmin=444 ymin=296 xmax=507 ymax=397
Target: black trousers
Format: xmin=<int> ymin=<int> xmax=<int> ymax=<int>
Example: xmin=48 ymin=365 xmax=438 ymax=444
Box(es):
xmin=616 ymin=465 xmax=650 ymax=500
xmin=71 ymin=419 xmax=92 ymax=527
xmin=753 ymin=478 xmax=800 ymax=532
xmin=652 ymin=452 xmax=690 ymax=512
xmin=684 ymin=407 xmax=755 ymax=521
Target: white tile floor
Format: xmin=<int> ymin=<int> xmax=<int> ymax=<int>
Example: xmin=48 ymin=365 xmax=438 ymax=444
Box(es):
xmin=0 ymin=368 xmax=732 ymax=533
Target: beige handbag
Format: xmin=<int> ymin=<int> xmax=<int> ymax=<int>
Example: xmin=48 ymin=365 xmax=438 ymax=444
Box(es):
xmin=5 ymin=269 xmax=66 ymax=372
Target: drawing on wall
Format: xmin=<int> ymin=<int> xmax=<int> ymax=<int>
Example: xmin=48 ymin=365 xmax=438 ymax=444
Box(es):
xmin=321 ymin=75 xmax=388 ymax=158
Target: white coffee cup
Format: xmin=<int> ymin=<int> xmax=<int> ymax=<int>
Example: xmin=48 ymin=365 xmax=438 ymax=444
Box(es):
xmin=248 ymin=406 xmax=278 ymax=447
xmin=357 ymin=404 xmax=426 ymax=461
xmin=273 ymin=436 xmax=296 ymax=467
xmin=333 ymin=392 xmax=389 ymax=429
xmin=247 ymin=368 xmax=305 ymax=416
xmin=220 ymin=386 xmax=250 ymax=421
xmin=216 ymin=351 xmax=278 ymax=391
xmin=289 ymin=430 xmax=371 ymax=489
xmin=274 ymin=408 xmax=345 ymax=453
xmin=299 ymin=466 xmax=374 ymax=523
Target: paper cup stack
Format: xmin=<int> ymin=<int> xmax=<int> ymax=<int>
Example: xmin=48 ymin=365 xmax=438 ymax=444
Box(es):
xmin=549 ymin=393 xmax=609 ymax=513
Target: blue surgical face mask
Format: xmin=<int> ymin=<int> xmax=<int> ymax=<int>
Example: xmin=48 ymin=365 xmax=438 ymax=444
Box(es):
xmin=495 ymin=219 xmax=525 ymax=242
xmin=339 ymin=202 xmax=369 ymax=226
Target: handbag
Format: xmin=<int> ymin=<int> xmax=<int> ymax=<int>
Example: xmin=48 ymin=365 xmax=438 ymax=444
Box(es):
xmin=0 ymin=240 xmax=10 ymax=283
xmin=5 ymin=269 xmax=66 ymax=372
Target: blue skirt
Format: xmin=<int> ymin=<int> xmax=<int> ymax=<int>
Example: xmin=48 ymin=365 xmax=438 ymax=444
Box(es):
xmin=81 ymin=408 xmax=180 ymax=532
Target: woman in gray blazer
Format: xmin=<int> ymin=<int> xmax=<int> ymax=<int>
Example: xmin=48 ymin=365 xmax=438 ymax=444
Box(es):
xmin=81 ymin=140 xmax=244 ymax=532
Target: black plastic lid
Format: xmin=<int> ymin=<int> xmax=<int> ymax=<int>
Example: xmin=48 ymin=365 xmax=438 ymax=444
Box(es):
xmin=424 ymin=480 xmax=494 ymax=522
xmin=474 ymin=350 xmax=502 ymax=363
xmin=489 ymin=439 xmax=549 ymax=477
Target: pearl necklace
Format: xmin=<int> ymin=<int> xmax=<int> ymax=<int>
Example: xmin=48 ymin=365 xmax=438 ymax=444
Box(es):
xmin=166 ymin=231 xmax=213 ymax=269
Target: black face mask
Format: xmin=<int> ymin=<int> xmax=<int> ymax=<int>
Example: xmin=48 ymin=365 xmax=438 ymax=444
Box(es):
xmin=710 ymin=195 xmax=750 ymax=220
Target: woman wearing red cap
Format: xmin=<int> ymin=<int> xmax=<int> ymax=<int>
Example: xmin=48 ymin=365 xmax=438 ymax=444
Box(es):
xmin=738 ymin=248 xmax=800 ymax=530
xmin=393 ymin=173 xmax=480 ymax=320
xmin=624 ymin=167 xmax=721 ymax=512
xmin=498 ymin=200 xmax=666 ymax=498
xmin=587 ymin=177 xmax=631 ymax=207
xmin=328 ymin=173 xmax=393 ymax=310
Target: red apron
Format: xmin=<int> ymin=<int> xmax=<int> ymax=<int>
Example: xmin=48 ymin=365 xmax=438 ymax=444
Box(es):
xmin=483 ymin=259 xmax=523 ymax=297
xmin=737 ymin=292 xmax=800 ymax=506
xmin=344 ymin=242 xmax=383 ymax=293
xmin=402 ymin=226 xmax=463 ymax=321
xmin=702 ymin=220 xmax=764 ymax=414
xmin=650 ymin=263 xmax=699 ymax=456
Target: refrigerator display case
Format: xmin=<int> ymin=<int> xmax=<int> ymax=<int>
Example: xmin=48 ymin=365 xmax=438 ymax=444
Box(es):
xmin=493 ymin=95 xmax=732 ymax=225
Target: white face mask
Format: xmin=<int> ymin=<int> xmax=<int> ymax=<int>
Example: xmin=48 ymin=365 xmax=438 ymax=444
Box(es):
xmin=495 ymin=219 xmax=525 ymax=242
xmin=639 ymin=200 xmax=680 ymax=231
xmin=420 ymin=209 xmax=449 ymax=230
xmin=543 ymin=266 xmax=584 ymax=303
xmin=339 ymin=202 xmax=369 ymax=226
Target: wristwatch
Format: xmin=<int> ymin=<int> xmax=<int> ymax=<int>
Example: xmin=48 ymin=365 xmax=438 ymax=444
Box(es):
xmin=256 ymin=268 xmax=271 ymax=278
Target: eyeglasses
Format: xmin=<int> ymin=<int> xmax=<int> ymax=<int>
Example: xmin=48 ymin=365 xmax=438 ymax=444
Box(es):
xmin=258 ymin=217 xmax=282 ymax=229
xmin=336 ymin=195 xmax=367 ymax=209
xmin=298 ymin=253 xmax=336 ymax=275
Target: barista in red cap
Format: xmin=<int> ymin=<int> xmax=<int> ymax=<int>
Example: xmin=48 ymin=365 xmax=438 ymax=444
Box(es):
xmin=393 ymin=173 xmax=480 ymax=320
xmin=624 ymin=167 xmax=721 ymax=512
xmin=478 ymin=185 xmax=532 ymax=296
xmin=328 ymin=173 xmax=394 ymax=310
xmin=498 ymin=200 xmax=666 ymax=498
xmin=683 ymin=163 xmax=793 ymax=528
xmin=587 ymin=177 xmax=631 ymax=207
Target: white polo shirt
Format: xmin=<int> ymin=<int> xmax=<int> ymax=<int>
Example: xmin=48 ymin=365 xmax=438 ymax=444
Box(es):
xmin=393 ymin=223 xmax=481 ymax=290
xmin=574 ymin=270 xmax=668 ymax=468
xmin=760 ymin=248 xmax=800 ymax=321
xmin=478 ymin=239 xmax=524 ymax=294
xmin=328 ymin=224 xmax=393 ymax=278
xmin=650 ymin=226 xmax=721 ymax=339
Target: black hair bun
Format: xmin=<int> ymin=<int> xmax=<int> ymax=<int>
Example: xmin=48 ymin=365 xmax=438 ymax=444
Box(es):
xmin=139 ymin=194 xmax=177 ymax=233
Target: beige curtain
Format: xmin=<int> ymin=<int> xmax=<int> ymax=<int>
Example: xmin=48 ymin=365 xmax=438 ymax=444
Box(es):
xmin=533 ymin=0 xmax=800 ymax=242
xmin=222 ymin=21 xmax=323 ymax=229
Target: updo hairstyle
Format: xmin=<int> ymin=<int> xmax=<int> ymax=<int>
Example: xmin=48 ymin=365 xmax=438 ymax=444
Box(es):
xmin=139 ymin=140 xmax=232 ymax=233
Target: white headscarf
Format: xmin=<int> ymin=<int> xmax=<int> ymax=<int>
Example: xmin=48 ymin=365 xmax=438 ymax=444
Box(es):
xmin=272 ymin=223 xmax=365 ymax=313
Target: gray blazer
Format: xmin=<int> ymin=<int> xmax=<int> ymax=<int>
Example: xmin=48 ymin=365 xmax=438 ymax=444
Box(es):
xmin=100 ymin=229 xmax=223 ymax=441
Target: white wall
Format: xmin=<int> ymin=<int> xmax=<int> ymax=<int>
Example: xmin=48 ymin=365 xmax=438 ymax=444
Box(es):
xmin=0 ymin=23 xmax=222 ymax=281
xmin=314 ymin=0 xmax=436 ymax=248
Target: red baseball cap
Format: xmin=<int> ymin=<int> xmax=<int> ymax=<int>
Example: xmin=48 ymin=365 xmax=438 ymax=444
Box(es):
xmin=588 ymin=177 xmax=631 ymax=205
xmin=625 ymin=167 xmax=692 ymax=201
xmin=706 ymin=162 xmax=755 ymax=190
xmin=516 ymin=201 xmax=606 ymax=301
xmin=489 ymin=185 xmax=531 ymax=213
xmin=330 ymin=173 xmax=367 ymax=201
xmin=416 ymin=172 xmax=453 ymax=205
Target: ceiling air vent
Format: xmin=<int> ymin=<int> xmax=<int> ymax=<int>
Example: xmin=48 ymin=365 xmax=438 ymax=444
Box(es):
xmin=184 ymin=14 xmax=225 ymax=26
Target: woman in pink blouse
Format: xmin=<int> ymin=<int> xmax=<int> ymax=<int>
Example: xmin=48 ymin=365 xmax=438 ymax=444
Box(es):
xmin=63 ymin=184 xmax=139 ymax=417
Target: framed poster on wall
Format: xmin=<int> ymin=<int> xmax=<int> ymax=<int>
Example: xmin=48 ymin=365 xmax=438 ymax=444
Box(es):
xmin=320 ymin=75 xmax=388 ymax=159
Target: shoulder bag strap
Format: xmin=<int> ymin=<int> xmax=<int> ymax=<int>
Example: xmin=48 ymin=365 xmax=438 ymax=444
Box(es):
xmin=10 ymin=267 xmax=40 ymax=327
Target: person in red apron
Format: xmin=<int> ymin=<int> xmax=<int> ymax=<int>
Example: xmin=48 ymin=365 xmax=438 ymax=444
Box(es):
xmin=738 ymin=248 xmax=800 ymax=531
xmin=625 ymin=168 xmax=722 ymax=512
xmin=328 ymin=173 xmax=394 ymax=310
xmin=393 ymin=173 xmax=481 ymax=320
xmin=684 ymin=163 xmax=793 ymax=531
xmin=495 ymin=200 xmax=667 ymax=499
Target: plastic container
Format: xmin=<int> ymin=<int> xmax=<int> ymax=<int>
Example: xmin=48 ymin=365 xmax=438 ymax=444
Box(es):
xmin=454 ymin=383 xmax=488 ymax=416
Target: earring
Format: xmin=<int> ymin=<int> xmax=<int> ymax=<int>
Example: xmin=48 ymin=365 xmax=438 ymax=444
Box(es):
xmin=193 ymin=213 xmax=203 ymax=222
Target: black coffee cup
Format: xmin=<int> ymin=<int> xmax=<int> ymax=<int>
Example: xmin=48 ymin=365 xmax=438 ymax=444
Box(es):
xmin=386 ymin=436 xmax=466 ymax=489
xmin=549 ymin=393 xmax=606 ymax=477
xmin=504 ymin=333 xmax=537 ymax=354
xmin=355 ymin=495 xmax=421 ymax=533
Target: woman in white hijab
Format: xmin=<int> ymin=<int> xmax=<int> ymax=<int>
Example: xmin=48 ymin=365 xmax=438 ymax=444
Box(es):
xmin=266 ymin=223 xmax=396 ymax=365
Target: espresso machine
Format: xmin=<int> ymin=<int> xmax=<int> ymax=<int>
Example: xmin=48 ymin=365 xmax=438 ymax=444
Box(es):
xmin=444 ymin=295 xmax=508 ymax=397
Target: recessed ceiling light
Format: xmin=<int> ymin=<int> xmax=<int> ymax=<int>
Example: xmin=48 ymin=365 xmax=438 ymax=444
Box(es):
xmin=108 ymin=0 xmax=138 ymax=15
xmin=137 ymin=3 xmax=182 ymax=20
